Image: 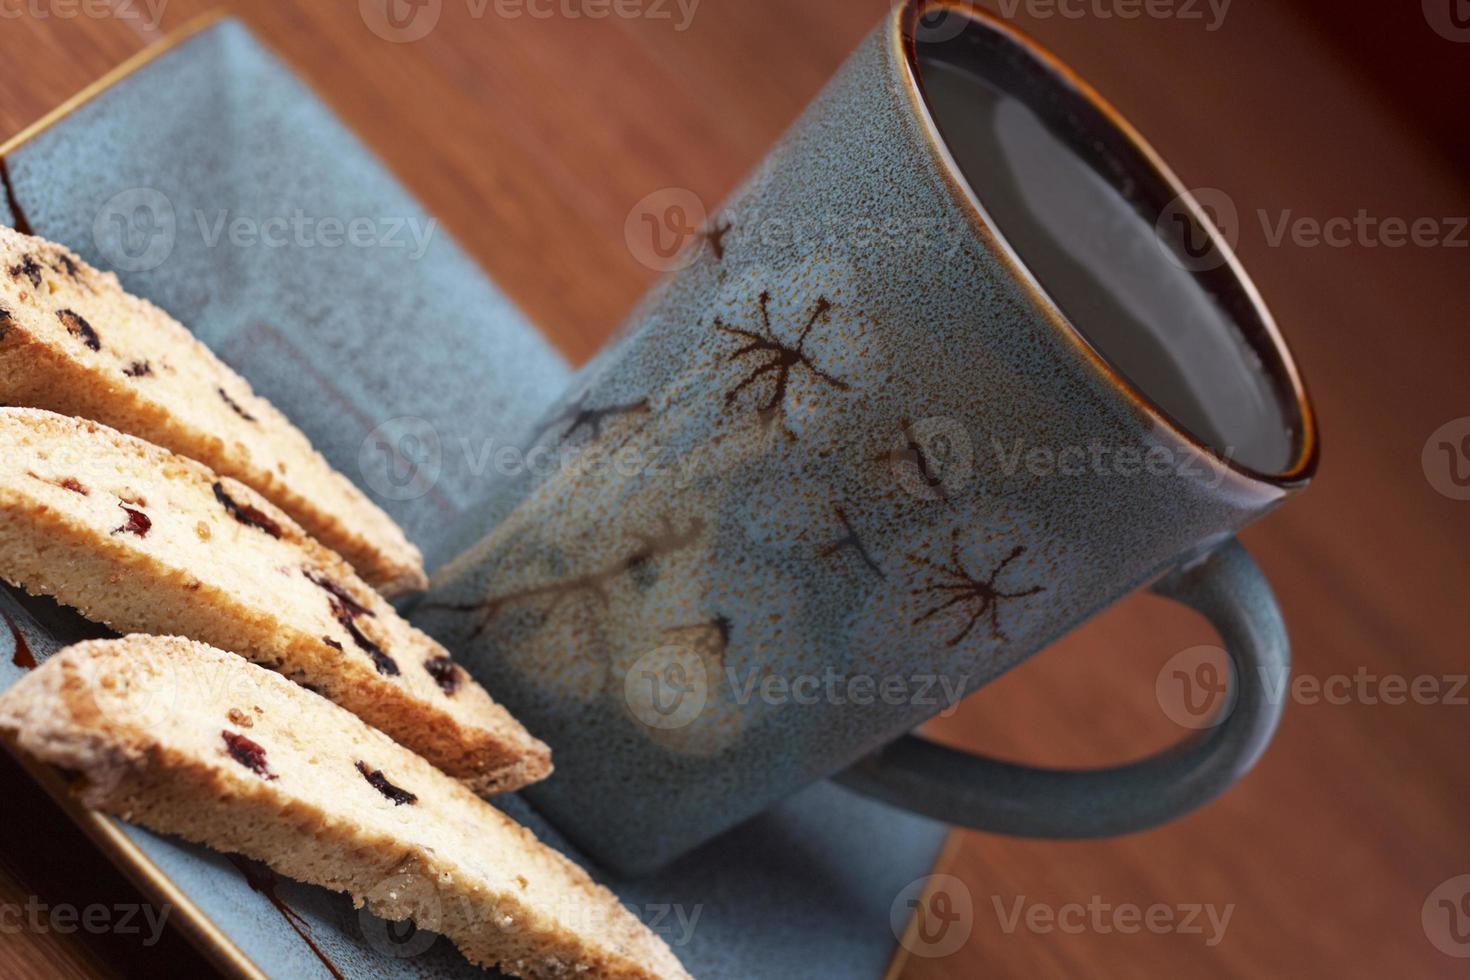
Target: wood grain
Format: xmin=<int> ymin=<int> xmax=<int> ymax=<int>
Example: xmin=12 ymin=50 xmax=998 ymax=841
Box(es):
xmin=1 ymin=0 xmax=1466 ymax=976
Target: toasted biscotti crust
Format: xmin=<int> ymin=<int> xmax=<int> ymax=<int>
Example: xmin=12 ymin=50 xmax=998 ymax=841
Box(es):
xmin=0 ymin=227 xmax=425 ymax=596
xmin=0 ymin=637 xmax=691 ymax=980
xmin=0 ymin=408 xmax=549 ymax=794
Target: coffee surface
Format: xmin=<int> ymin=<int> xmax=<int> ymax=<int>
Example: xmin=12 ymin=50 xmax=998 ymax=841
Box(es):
xmin=916 ymin=48 xmax=1294 ymax=474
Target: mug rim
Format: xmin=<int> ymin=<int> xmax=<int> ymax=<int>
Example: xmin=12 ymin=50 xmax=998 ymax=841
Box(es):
xmin=892 ymin=0 xmax=1319 ymax=490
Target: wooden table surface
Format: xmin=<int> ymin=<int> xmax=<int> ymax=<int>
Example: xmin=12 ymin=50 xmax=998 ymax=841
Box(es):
xmin=2 ymin=1 xmax=1467 ymax=977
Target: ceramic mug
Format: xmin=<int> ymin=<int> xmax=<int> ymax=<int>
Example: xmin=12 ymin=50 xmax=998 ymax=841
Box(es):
xmin=418 ymin=0 xmax=1318 ymax=874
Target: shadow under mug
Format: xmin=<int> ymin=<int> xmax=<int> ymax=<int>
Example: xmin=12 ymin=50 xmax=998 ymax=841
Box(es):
xmin=418 ymin=0 xmax=1318 ymax=874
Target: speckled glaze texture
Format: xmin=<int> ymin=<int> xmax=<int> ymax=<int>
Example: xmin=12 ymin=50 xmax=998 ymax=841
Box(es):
xmin=416 ymin=2 xmax=1311 ymax=874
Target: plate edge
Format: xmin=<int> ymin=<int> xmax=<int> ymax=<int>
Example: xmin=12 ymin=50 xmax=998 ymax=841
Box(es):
xmin=0 ymin=7 xmax=232 ymax=160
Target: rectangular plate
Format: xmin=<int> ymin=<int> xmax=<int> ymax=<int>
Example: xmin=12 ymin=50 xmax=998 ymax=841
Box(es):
xmin=0 ymin=16 xmax=947 ymax=979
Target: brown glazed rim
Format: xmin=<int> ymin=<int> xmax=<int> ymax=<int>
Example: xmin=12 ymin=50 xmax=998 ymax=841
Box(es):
xmin=894 ymin=0 xmax=1319 ymax=490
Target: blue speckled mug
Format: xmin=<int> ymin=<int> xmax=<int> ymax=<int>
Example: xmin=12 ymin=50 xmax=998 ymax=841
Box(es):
xmin=418 ymin=0 xmax=1318 ymax=874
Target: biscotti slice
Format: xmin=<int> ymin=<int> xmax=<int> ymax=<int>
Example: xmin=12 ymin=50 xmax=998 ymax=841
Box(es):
xmin=0 ymin=227 xmax=425 ymax=596
xmin=0 ymin=408 xmax=549 ymax=794
xmin=0 ymin=636 xmax=691 ymax=980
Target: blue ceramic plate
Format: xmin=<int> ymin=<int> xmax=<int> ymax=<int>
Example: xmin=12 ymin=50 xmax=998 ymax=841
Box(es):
xmin=0 ymin=16 xmax=947 ymax=978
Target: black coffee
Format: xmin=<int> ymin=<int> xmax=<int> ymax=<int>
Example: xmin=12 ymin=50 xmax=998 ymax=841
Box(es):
xmin=914 ymin=25 xmax=1295 ymax=474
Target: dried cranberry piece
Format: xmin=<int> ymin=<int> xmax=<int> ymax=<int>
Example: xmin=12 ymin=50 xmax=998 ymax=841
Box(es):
xmin=423 ymin=656 xmax=461 ymax=696
xmin=25 ymin=471 xmax=91 ymax=495
xmin=123 ymin=360 xmax=152 ymax=377
xmin=112 ymin=503 xmax=151 ymax=537
xmin=304 ymin=570 xmax=373 ymax=619
xmin=218 ymin=387 xmax=258 ymax=422
xmin=54 ymin=253 xmax=81 ymax=280
xmin=333 ymin=604 xmax=399 ymax=676
xmin=222 ymin=731 xmax=277 ymax=780
xmin=311 ymin=573 xmax=396 ymax=675
xmin=9 ymin=255 xmax=42 ymax=287
xmin=212 ymin=482 xmax=282 ymax=538
xmin=355 ymin=762 xmax=416 ymax=805
xmin=56 ymin=309 xmax=100 ymax=351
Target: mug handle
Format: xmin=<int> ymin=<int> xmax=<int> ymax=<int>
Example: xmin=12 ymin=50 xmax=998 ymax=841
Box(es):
xmin=833 ymin=539 xmax=1289 ymax=836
